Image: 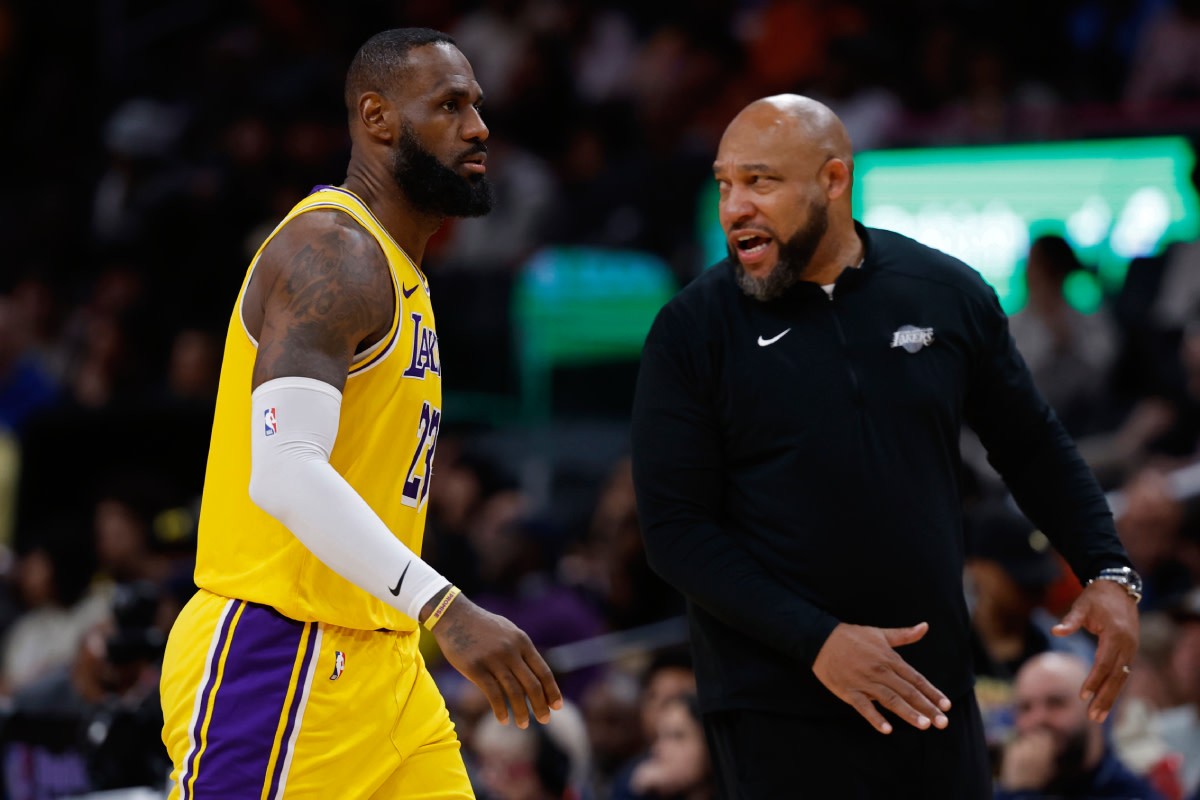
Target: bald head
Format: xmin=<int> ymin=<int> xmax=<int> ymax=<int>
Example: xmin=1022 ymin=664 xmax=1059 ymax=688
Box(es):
xmin=1010 ymin=652 xmax=1108 ymax=771
xmin=713 ymin=94 xmax=860 ymax=295
xmin=725 ymin=95 xmax=854 ymax=167
xmin=1016 ymin=652 xmax=1090 ymax=698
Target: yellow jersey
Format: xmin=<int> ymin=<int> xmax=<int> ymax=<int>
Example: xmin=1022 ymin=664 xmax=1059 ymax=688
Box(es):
xmin=194 ymin=186 xmax=442 ymax=632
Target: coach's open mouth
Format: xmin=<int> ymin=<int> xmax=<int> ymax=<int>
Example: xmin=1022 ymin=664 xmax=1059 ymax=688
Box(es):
xmin=732 ymin=231 xmax=774 ymax=267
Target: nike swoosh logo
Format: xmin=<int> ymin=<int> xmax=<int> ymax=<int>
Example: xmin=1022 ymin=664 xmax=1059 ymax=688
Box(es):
xmin=402 ymin=284 xmax=419 ymax=299
xmin=388 ymin=563 xmax=410 ymax=596
xmin=757 ymin=329 xmax=791 ymax=346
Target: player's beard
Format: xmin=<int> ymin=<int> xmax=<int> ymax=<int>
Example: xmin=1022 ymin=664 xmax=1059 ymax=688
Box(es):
xmin=392 ymin=123 xmax=494 ymax=218
xmin=731 ymin=199 xmax=829 ymax=302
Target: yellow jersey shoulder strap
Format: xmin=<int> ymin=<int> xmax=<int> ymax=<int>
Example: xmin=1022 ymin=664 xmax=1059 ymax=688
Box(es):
xmin=236 ymin=187 xmax=407 ymax=372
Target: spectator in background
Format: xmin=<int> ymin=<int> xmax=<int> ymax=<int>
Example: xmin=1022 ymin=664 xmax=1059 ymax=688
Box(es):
xmin=163 ymin=328 xmax=220 ymax=402
xmin=808 ymin=34 xmax=903 ymax=153
xmin=1078 ymin=297 xmax=1200 ymax=487
xmin=967 ymin=501 xmax=1097 ymax=754
xmin=1113 ymin=611 xmax=1191 ymax=800
xmin=1142 ymin=311 xmax=1200 ymax=461
xmin=1158 ymin=589 xmax=1200 ymax=798
xmin=4 ymin=582 xmax=170 ymax=797
xmin=738 ymin=0 xmax=865 ymax=96
xmin=563 ymin=457 xmax=684 ymax=631
xmin=581 ymin=669 xmax=644 ymax=800
xmin=58 ymin=263 xmax=148 ymax=410
xmin=626 ymin=693 xmax=715 ymax=800
xmin=451 ymin=0 xmax=531 ymax=113
xmin=9 ymin=274 xmax=68 ymax=383
xmin=1178 ymin=503 xmax=1200 ymax=589
xmin=474 ymin=699 xmax=591 ymax=800
xmin=0 ymin=295 xmax=57 ymax=433
xmin=968 ymin=501 xmax=1095 ymax=683
xmin=611 ymin=649 xmax=697 ymax=799
xmin=996 ymin=652 xmax=1165 ymax=799
xmin=1125 ymin=0 xmax=1200 ymax=108
xmin=1115 ymin=469 xmax=1194 ymax=611
xmin=637 ymin=651 xmax=697 ymax=748
xmin=90 ymin=97 xmax=191 ymax=249
xmin=2 ymin=519 xmax=106 ymax=696
xmin=1009 ymin=235 xmax=1116 ymax=436
xmin=92 ymin=475 xmax=177 ymax=588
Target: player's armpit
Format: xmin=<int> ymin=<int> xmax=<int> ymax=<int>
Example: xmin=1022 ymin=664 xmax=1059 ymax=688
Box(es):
xmin=249 ymin=211 xmax=396 ymax=392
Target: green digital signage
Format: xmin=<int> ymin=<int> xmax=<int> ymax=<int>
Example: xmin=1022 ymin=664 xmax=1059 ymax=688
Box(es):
xmin=699 ymin=137 xmax=1200 ymax=312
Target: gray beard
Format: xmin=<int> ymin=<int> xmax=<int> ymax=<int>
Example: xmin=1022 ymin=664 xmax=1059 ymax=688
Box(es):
xmin=730 ymin=200 xmax=829 ymax=302
xmin=735 ymin=261 xmax=801 ymax=302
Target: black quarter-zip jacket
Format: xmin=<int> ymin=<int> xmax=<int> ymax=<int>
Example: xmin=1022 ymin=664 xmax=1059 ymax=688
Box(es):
xmin=631 ymin=224 xmax=1130 ymax=717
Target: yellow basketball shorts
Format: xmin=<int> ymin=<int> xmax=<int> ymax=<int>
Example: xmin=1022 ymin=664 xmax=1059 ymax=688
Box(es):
xmin=160 ymin=589 xmax=474 ymax=799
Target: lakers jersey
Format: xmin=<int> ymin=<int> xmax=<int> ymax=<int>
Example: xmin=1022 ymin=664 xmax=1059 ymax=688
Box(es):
xmin=195 ymin=186 xmax=442 ymax=632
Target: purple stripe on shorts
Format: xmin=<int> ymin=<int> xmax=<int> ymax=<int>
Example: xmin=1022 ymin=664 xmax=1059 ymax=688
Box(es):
xmin=264 ymin=623 xmax=319 ymax=799
xmin=182 ymin=601 xmax=238 ymax=800
xmin=189 ymin=603 xmax=309 ymax=799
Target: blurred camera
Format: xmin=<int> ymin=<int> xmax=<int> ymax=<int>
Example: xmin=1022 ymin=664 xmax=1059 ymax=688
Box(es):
xmin=105 ymin=581 xmax=166 ymax=666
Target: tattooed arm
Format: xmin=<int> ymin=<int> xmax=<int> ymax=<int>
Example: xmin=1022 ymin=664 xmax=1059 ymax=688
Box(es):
xmin=244 ymin=211 xmax=563 ymax=728
xmin=245 ymin=210 xmax=393 ymax=391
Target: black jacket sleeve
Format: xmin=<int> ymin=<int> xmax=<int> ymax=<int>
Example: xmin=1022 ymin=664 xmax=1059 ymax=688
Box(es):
xmin=631 ymin=307 xmax=841 ymax=667
xmin=964 ymin=288 xmax=1131 ymax=581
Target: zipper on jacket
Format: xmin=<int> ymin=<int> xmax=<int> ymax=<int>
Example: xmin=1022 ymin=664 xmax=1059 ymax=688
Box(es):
xmin=828 ymin=301 xmax=864 ymax=407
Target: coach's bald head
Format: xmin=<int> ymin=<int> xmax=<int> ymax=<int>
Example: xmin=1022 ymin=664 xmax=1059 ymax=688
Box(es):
xmin=714 ymin=94 xmax=860 ymax=296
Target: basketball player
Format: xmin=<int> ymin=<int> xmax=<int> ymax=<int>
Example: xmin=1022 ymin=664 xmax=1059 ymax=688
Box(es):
xmin=159 ymin=29 xmax=562 ymax=798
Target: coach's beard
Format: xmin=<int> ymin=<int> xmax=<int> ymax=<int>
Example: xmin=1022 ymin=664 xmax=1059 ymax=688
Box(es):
xmin=732 ymin=200 xmax=829 ymax=302
xmin=393 ymin=123 xmax=494 ymax=218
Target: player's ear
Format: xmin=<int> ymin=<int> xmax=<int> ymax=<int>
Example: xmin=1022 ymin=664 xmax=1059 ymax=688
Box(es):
xmin=356 ymin=92 xmax=395 ymax=145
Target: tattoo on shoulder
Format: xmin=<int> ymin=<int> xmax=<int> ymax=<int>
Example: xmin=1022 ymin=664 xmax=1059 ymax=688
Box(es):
xmin=254 ymin=223 xmax=392 ymax=387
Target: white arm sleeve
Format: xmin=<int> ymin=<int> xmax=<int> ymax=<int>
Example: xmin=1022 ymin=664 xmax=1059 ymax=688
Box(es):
xmin=248 ymin=376 xmax=448 ymax=622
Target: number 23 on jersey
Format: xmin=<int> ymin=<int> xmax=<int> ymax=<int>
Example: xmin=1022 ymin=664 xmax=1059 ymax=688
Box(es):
xmin=402 ymin=400 xmax=440 ymax=510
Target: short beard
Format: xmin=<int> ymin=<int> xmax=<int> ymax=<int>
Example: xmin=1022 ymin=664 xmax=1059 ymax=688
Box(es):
xmin=731 ymin=200 xmax=829 ymax=302
xmin=391 ymin=123 xmax=494 ymax=218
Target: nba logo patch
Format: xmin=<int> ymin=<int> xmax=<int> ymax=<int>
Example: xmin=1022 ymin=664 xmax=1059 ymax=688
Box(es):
xmin=263 ymin=407 xmax=278 ymax=436
xmin=330 ymin=650 xmax=346 ymax=681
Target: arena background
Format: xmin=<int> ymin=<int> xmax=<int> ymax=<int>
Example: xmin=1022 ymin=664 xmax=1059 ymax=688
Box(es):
xmin=2 ymin=0 xmax=1200 ymax=797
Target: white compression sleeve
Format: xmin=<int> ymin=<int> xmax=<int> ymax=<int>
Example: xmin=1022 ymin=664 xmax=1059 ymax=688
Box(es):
xmin=248 ymin=376 xmax=448 ymax=623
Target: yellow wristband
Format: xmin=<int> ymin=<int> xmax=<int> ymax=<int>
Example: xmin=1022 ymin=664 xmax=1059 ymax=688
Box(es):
xmin=424 ymin=586 xmax=461 ymax=632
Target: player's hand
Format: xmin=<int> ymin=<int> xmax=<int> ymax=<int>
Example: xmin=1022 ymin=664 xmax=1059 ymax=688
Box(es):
xmin=999 ymin=728 xmax=1057 ymax=791
xmin=1052 ymin=579 xmax=1139 ymax=723
xmin=430 ymin=594 xmax=563 ymax=728
xmin=811 ymin=621 xmax=951 ymax=734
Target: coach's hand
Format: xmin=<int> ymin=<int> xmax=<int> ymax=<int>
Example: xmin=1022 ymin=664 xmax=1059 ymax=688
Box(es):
xmin=1052 ymin=579 xmax=1139 ymax=724
xmin=812 ymin=621 xmax=951 ymax=734
xmin=429 ymin=593 xmax=564 ymax=728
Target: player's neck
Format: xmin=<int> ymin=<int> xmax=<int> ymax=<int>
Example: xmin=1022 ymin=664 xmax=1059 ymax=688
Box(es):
xmin=342 ymin=169 xmax=442 ymax=265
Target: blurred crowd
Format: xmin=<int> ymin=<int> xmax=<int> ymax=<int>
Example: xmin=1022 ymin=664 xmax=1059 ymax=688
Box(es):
xmin=3 ymin=0 xmax=1200 ymax=796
